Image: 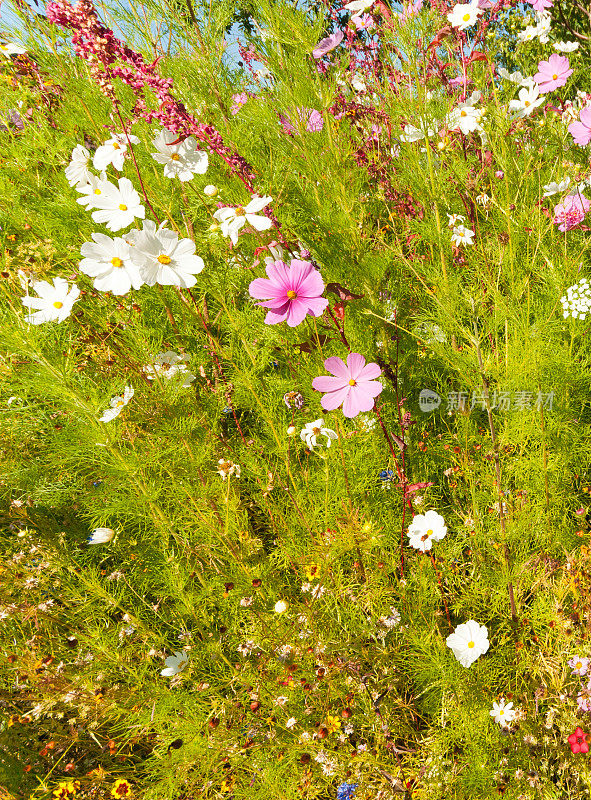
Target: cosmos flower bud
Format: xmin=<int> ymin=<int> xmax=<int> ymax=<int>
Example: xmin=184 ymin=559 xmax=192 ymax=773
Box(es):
xmin=274 ymin=600 xmax=288 ymax=613
xmin=203 ymin=185 xmax=218 ymax=197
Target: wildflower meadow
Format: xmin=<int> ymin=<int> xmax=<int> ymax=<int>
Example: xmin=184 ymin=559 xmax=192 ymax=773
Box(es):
xmin=2 ymin=0 xmax=591 ymax=797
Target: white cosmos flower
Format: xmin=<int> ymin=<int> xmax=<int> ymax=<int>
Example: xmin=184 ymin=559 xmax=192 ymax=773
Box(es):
xmin=90 ymin=177 xmax=146 ymax=232
xmin=299 ymin=419 xmax=338 ymax=450
xmin=0 ymin=42 xmax=27 ymax=57
xmin=345 ymin=0 xmax=374 ymax=11
xmin=161 ymin=650 xmax=189 ymax=677
xmin=447 ymin=213 xmax=465 ymax=227
xmin=143 ymin=351 xmax=195 ymax=387
xmin=498 ymin=67 xmax=525 ymax=84
xmin=447 ymin=104 xmax=485 ymax=135
xmin=92 ymin=132 xmax=140 ymax=171
xmin=451 ymin=224 xmax=475 ymax=246
xmin=151 ymin=128 xmax=209 ymax=181
xmin=554 ymin=40 xmax=579 ymax=53
xmin=447 ymin=1 xmax=482 ymax=31
xmin=399 ymin=123 xmax=437 ymax=143
xmin=79 ymin=233 xmax=144 ymax=295
xmin=65 ymin=144 xmax=94 ymax=188
xmin=508 ymin=84 xmax=544 ymax=119
xmin=490 ymin=699 xmax=516 ymax=727
xmin=407 ymin=509 xmax=447 ymax=552
xmin=88 ymin=527 xmax=115 ymax=544
xmin=446 ymin=620 xmax=489 ymax=667
xmin=21 ymin=277 xmax=80 ymax=325
xmin=213 ymin=195 xmax=273 ymax=245
xmin=99 ymin=385 xmax=134 ymax=423
xmin=76 ymin=172 xmax=109 ymax=210
xmin=130 ymin=221 xmax=204 ymax=288
xmin=543 ymin=177 xmax=571 ymax=197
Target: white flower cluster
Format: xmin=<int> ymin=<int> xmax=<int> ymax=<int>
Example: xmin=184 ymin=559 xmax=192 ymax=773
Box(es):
xmin=517 ymin=10 xmax=552 ymax=44
xmin=561 ymin=278 xmax=591 ymax=320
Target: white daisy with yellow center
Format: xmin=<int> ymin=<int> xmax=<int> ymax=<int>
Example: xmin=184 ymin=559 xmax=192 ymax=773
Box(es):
xmin=21 ymin=277 xmax=80 ymax=325
xmin=150 ymin=128 xmax=209 ymax=181
xmin=98 ymin=385 xmax=134 ymax=423
xmin=79 ymin=232 xmax=144 ymax=295
xmin=93 ymin=132 xmax=140 ymax=172
xmin=447 ymin=0 xmax=482 ymax=31
xmin=446 ymin=620 xmax=489 ymax=667
xmin=130 ymin=220 xmax=204 ymax=288
xmin=407 ymin=509 xmax=447 ymax=552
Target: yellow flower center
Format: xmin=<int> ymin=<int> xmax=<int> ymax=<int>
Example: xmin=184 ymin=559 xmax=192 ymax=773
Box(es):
xmin=577 ymin=661 xmax=583 ymax=669
xmin=468 ymin=641 xmax=475 ymax=648
xmin=53 ymin=301 xmax=64 ymax=309
xmin=235 ymin=206 xmax=246 ymax=217
xmin=348 ymin=379 xmax=356 ymax=386
xmin=312 ymin=427 xmax=321 ymax=435
xmin=462 ymin=12 xmax=471 ymax=21
xmin=116 ymin=400 xmax=125 ymax=407
xmin=499 ymin=709 xmax=504 ymax=715
xmin=287 ymin=290 xmax=297 ymax=299
xmin=94 ymin=188 xmax=102 ymax=195
xmin=427 ymin=529 xmax=433 ymax=536
xmin=524 ymin=101 xmax=530 ymax=106
xmin=460 ymin=110 xmax=467 ymax=117
xmin=170 ymin=153 xmax=180 ymax=161
xmin=112 ymin=142 xmax=121 ymax=149
xmin=118 ymin=204 xmax=127 ymax=211
xmin=111 ymin=257 xmax=124 ymax=268
xmin=157 ymin=254 xmax=172 ymax=264
xmin=552 ymin=74 xmax=558 ymax=80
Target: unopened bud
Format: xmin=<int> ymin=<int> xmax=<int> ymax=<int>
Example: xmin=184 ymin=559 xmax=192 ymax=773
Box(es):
xmin=203 ymin=185 xmax=218 ymax=197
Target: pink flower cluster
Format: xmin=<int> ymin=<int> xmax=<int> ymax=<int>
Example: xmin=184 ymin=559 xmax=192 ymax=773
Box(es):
xmin=553 ymin=193 xmax=590 ymax=232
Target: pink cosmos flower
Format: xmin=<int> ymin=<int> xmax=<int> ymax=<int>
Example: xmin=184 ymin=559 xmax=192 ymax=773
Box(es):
xmin=534 ymin=54 xmax=573 ymax=94
xmin=399 ymin=0 xmax=423 ymax=20
xmin=526 ymin=0 xmax=553 ymax=9
xmin=279 ymin=108 xmax=324 ymax=134
xmin=231 ymin=93 xmax=248 ymax=115
xmin=351 ymin=13 xmax=375 ymax=30
xmin=569 ymin=107 xmax=591 ymax=147
xmin=553 ymin=193 xmax=590 ymax=232
xmin=312 ymin=353 xmax=383 ymax=418
xmin=249 ymin=260 xmax=328 ymax=327
xmin=312 ymin=30 xmax=344 ymax=59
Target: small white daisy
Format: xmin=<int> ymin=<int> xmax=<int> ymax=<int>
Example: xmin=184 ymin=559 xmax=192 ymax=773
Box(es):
xmin=98 ymin=385 xmax=134 ymax=423
xmin=93 ymin=132 xmax=140 ymax=171
xmin=21 ymin=277 xmax=80 ymax=325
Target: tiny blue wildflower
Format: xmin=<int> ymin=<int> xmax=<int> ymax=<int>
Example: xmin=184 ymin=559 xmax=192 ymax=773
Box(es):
xmin=223 ymin=406 xmax=233 ymax=414
xmin=378 ymin=469 xmax=395 ymax=483
xmin=337 ymin=783 xmax=358 ymax=800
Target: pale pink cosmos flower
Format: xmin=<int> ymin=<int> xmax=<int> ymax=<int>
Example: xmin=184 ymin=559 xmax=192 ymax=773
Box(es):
xmin=312 ymin=353 xmax=383 ymax=418
xmin=569 ymin=107 xmax=591 ymax=147
xmin=569 ymin=655 xmax=590 ymax=676
xmin=249 ymin=260 xmax=328 ymax=327
xmin=312 ymin=30 xmax=344 ymax=59
xmin=553 ymin=193 xmax=590 ymax=232
xmin=534 ymin=54 xmax=573 ymax=94
xmin=279 ymin=108 xmax=324 ymax=134
xmin=351 ymin=13 xmax=375 ymax=29
xmin=231 ymin=93 xmax=248 ymax=115
xmin=526 ymin=0 xmax=553 ymax=9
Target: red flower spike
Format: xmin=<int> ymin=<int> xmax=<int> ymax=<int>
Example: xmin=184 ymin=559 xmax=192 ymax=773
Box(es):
xmin=568 ymin=727 xmax=590 ymax=754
